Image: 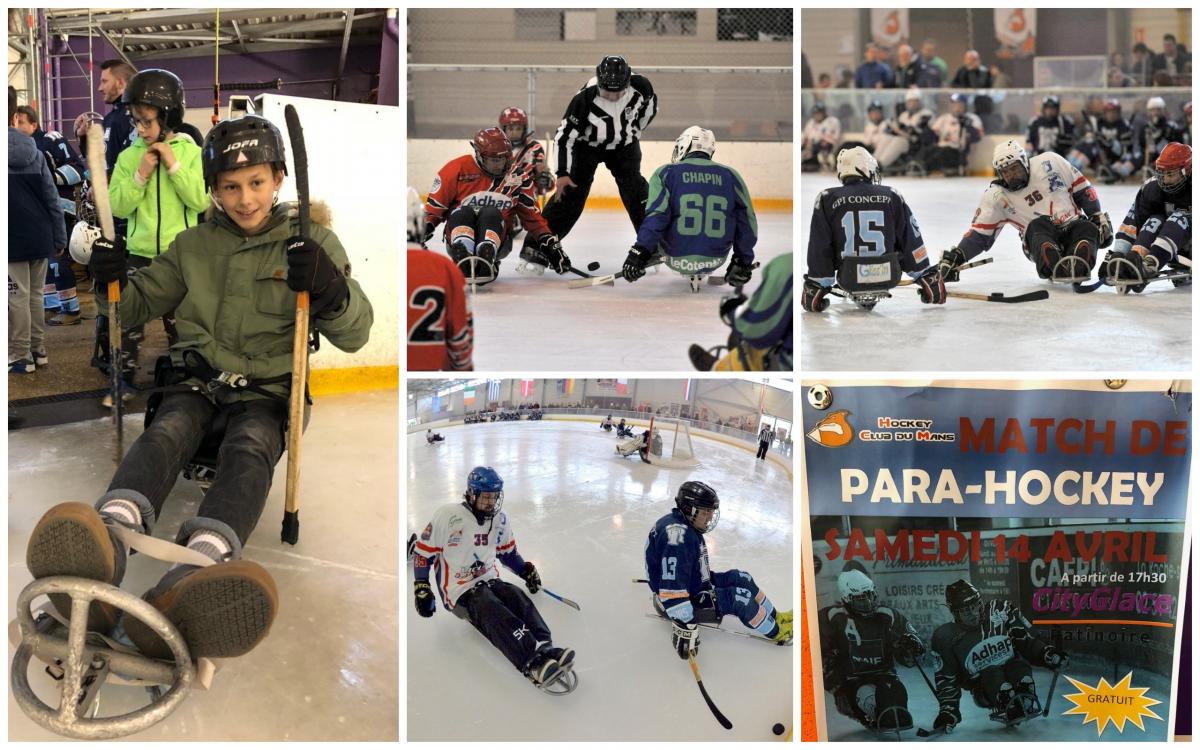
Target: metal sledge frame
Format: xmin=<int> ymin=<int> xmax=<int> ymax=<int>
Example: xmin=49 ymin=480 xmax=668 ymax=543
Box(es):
xmin=10 ymin=576 xmax=196 ymax=740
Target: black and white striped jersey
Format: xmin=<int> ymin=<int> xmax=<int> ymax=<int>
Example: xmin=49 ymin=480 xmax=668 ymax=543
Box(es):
xmin=552 ymin=73 xmax=658 ymax=176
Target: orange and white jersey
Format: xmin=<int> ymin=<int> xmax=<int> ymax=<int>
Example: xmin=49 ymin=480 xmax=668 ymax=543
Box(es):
xmin=960 ymin=152 xmax=1094 ymax=256
xmin=412 ymin=504 xmax=518 ymax=609
xmin=424 ymin=153 xmax=550 ymax=239
xmin=512 ymin=139 xmax=547 ymax=176
xmin=407 ymin=245 xmax=473 ymax=371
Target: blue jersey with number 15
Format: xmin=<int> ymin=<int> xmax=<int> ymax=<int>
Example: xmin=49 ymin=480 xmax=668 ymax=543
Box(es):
xmin=805 ymin=180 xmax=929 ymax=287
xmin=636 ymin=155 xmax=757 ymax=273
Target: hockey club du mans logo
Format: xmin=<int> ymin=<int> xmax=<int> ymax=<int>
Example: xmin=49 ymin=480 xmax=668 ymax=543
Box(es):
xmin=807 ymin=410 xmax=854 ymax=448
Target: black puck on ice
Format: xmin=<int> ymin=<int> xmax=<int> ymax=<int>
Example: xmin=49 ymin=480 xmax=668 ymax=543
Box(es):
xmin=587 ymin=261 xmax=600 ymax=271
xmin=772 ymin=723 xmax=785 ymax=735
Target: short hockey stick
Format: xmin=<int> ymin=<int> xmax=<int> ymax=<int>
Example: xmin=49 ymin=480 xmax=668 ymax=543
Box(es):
xmin=688 ymin=650 xmax=733 ymax=729
xmin=1042 ymin=668 xmax=1061 ymax=717
xmin=282 ymin=103 xmax=310 ymax=546
xmin=568 ymin=258 xmax=665 ymax=288
xmin=542 ymin=587 xmax=580 ymax=611
xmin=897 ymin=257 xmax=994 ymax=286
xmin=85 ymin=123 xmax=123 ymax=462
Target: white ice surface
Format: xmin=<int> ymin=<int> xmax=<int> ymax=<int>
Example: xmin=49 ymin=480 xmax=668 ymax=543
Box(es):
xmin=824 ymin=662 xmax=1171 ymax=742
xmin=800 ymin=176 xmax=1191 ymax=371
xmin=452 ymin=209 xmax=792 ymax=370
xmin=406 ymin=419 xmax=793 ymax=741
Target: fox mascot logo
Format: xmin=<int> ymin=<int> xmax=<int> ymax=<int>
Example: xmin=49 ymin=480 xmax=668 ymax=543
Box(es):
xmin=806 ymin=410 xmax=854 ymax=448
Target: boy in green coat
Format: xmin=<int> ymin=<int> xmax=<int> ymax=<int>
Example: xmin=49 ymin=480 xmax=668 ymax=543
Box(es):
xmin=95 ymin=68 xmax=209 ymax=405
xmin=26 ymin=114 xmax=374 ymax=661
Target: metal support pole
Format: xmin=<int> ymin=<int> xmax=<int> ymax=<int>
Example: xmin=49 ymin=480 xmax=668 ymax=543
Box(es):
xmin=527 ymin=67 xmax=536 ymax=132
xmin=332 ymin=8 xmax=355 ymax=99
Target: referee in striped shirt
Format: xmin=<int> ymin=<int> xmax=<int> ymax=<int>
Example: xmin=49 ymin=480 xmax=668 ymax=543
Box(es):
xmin=542 ymin=56 xmax=658 ymax=239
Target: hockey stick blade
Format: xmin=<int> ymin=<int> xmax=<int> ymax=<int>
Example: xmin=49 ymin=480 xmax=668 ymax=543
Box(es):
xmin=943 ymin=289 xmax=1049 ymax=303
xmin=542 ymin=588 xmax=580 ymax=611
xmin=568 ymin=272 xmax=618 ymax=288
xmin=688 ymin=651 xmax=733 ymax=729
xmin=916 ymin=726 xmax=951 ymax=738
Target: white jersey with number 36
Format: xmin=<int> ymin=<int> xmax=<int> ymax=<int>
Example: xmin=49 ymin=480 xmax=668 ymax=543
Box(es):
xmin=966 ymin=152 xmax=1094 ymax=251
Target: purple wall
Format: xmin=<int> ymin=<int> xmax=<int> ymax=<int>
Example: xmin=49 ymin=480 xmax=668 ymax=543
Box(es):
xmin=377 ymin=13 xmax=399 ymax=106
xmin=55 ymin=34 xmax=387 ymax=132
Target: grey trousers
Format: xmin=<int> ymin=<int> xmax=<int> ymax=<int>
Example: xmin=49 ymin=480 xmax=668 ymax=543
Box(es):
xmin=9 ymin=258 xmax=49 ymax=363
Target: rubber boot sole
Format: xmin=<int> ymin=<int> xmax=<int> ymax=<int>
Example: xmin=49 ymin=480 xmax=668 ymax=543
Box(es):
xmin=125 ymin=560 xmax=278 ymax=660
xmin=26 ymin=502 xmax=119 ymax=631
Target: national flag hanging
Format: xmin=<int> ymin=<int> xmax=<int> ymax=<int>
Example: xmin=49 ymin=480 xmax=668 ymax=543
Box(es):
xmin=616 ymin=379 xmax=628 ymax=395
xmin=683 ymin=379 xmax=693 ymax=400
xmin=521 ymin=379 xmax=535 ymax=397
xmin=488 ymin=379 xmax=501 ymax=402
xmin=432 ymin=394 xmax=441 ymax=412
xmin=464 ymin=387 xmax=476 ymax=407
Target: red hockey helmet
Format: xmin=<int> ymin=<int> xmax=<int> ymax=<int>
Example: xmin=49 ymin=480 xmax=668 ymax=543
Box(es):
xmin=472 ymin=127 xmax=513 ymax=178
xmin=1154 ymin=142 xmax=1191 ymax=194
xmin=498 ymin=106 xmax=529 ymax=145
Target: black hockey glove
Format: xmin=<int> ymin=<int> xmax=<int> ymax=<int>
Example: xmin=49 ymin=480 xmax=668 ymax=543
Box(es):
xmin=90 ymin=236 xmax=129 ymax=289
xmin=894 ymin=632 xmax=927 ymax=667
xmin=1042 ymin=645 xmax=1068 ymax=670
xmin=915 ymin=265 xmax=947 ymax=305
xmin=414 ymin=580 xmax=436 ymax=618
xmin=286 ymin=236 xmax=351 ymax=317
xmin=622 ymin=245 xmax=655 ymax=282
xmin=671 ymin=620 xmax=699 ymax=659
xmin=937 ymin=245 xmax=968 ymax=283
xmin=1090 ymin=212 xmax=1113 ymax=248
xmin=520 ymin=561 xmax=542 ymax=594
xmin=801 ymin=275 xmax=830 ymax=313
xmin=725 ymin=257 xmax=754 ymax=286
xmin=933 ymin=708 xmax=960 ymax=732
xmin=534 ymin=233 xmax=570 ymax=274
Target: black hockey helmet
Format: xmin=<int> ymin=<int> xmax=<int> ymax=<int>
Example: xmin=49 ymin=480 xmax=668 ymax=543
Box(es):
xmin=946 ymin=578 xmax=982 ymax=627
xmin=201 ymin=115 xmax=288 ymax=189
xmin=675 ymin=480 xmax=720 ymax=534
xmin=1041 ymin=94 xmax=1061 ymax=112
xmin=867 ymin=99 xmax=884 ymax=113
xmin=596 ymin=55 xmax=632 ymax=91
xmin=124 ymin=68 xmax=186 ymax=133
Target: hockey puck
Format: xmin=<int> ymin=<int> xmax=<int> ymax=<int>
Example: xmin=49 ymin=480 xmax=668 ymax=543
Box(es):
xmin=772 ymin=723 xmax=785 ymax=736
xmin=587 ymin=261 xmax=600 ymax=272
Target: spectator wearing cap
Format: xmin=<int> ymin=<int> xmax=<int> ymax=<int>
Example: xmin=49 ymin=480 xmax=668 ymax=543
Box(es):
xmin=951 ymin=50 xmax=994 ymax=88
xmin=854 ymin=45 xmax=894 ymax=90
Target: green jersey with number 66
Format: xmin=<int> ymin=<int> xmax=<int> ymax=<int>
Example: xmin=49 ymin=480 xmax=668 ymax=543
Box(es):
xmin=635 ymin=154 xmax=757 ymax=274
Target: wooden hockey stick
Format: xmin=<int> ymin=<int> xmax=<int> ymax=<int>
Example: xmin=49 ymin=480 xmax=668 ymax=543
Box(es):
xmin=689 ymin=650 xmax=733 ymax=729
xmin=568 ymin=257 xmax=666 ymax=288
xmin=282 ymin=104 xmax=309 ymax=546
xmin=85 ymin=123 xmax=123 ymax=461
xmin=897 ymin=286 xmax=1049 ymax=303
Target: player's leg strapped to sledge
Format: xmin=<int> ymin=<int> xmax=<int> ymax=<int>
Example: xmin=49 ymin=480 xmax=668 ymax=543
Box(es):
xmin=975 ymin=658 xmax=1041 ymax=724
xmin=1024 ymin=215 xmax=1100 ymax=282
xmin=445 ymin=204 xmax=504 ymax=285
xmin=711 ymin=569 xmax=792 ymax=644
xmin=454 ymin=578 xmax=577 ymax=694
xmin=1106 ymin=211 xmax=1191 ymax=292
xmin=833 ymin=674 xmax=913 ymax=733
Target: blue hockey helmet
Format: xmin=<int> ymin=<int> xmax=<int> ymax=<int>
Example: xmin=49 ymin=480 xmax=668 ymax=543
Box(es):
xmin=464 ymin=466 xmax=504 ymax=522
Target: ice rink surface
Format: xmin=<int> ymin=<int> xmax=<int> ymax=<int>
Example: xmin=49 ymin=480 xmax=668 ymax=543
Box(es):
xmin=823 ymin=662 xmax=1171 ymax=742
xmin=451 ymin=209 xmax=792 ymax=370
xmin=800 ymin=176 xmax=1191 ymax=371
xmin=406 ymin=419 xmax=793 ymax=741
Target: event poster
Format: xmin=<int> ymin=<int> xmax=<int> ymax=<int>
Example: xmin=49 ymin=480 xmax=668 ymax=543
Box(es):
xmin=801 ymin=381 xmax=1191 ymax=741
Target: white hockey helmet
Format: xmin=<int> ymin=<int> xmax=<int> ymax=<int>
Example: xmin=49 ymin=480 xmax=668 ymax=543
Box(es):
xmin=1147 ymin=96 xmax=1167 ymax=112
xmin=992 ymin=139 xmax=1030 ymax=190
xmin=406 ymin=186 xmax=424 ymax=244
xmin=671 ymin=125 xmax=717 ymax=163
xmin=68 ymin=221 xmax=102 ymax=265
xmin=837 ymin=569 xmax=878 ymax=615
xmin=836 ymin=145 xmax=879 ymax=185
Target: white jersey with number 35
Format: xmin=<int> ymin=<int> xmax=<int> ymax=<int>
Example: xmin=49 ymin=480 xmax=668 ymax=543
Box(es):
xmin=967 ymin=152 xmax=1093 ymax=249
xmin=413 ymin=504 xmax=518 ymax=609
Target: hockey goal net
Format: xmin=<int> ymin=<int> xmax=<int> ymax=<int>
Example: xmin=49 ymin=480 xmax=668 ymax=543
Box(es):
xmin=646 ymin=417 xmax=700 ymax=468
